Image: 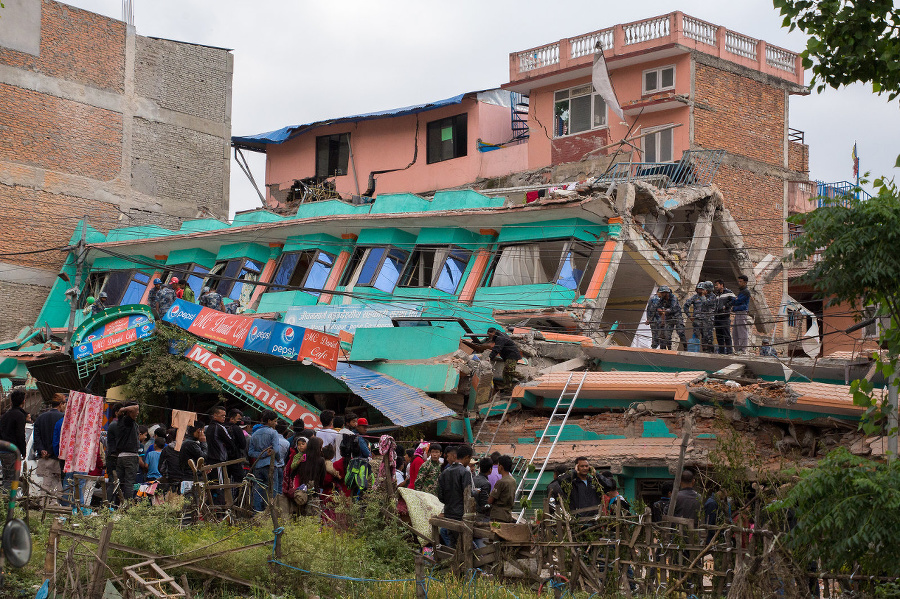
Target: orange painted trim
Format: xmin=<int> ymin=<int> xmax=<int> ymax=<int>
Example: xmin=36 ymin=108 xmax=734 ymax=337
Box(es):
xmin=318 ymin=249 xmax=351 ymax=305
xmin=249 ymin=259 xmax=278 ymax=309
xmin=268 ymin=242 xmax=284 ymax=248
xmin=340 ymin=233 xmax=358 ymax=240
xmin=140 ymin=271 xmax=163 ymax=305
xmin=585 ymin=238 xmax=619 ymax=299
xmin=607 ymin=217 xmax=623 ymax=224
xmin=458 ymin=248 xmax=491 ymax=305
xmin=153 ymin=255 xmax=168 ymax=261
xmin=479 ymin=229 xmax=499 ymax=237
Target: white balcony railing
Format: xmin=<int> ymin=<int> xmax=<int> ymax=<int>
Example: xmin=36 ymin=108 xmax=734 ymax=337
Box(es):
xmin=517 ymin=43 xmax=560 ymax=72
xmin=570 ymin=28 xmax=614 ymax=58
xmin=623 ymin=14 xmax=670 ymax=45
xmin=766 ymin=45 xmax=797 ymax=73
xmin=725 ymin=30 xmax=758 ymax=60
xmin=682 ymin=14 xmax=717 ymax=47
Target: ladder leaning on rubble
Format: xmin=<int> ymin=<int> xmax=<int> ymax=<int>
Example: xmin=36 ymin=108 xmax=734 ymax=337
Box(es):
xmin=473 ymin=391 xmax=516 ymax=456
xmin=513 ymin=371 xmax=589 ymax=523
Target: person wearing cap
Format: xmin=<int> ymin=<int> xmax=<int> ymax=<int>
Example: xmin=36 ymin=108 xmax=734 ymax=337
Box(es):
xmin=355 ymin=418 xmax=371 ymax=459
xmin=646 ymin=286 xmax=681 ymax=350
xmin=148 ymin=278 xmax=164 ymax=318
xmin=684 ymin=282 xmax=715 ymax=352
xmin=486 ymin=327 xmax=522 ymax=391
xmin=198 ymin=286 xmax=224 ymax=312
xmin=713 ymin=279 xmax=736 ymax=354
xmin=91 ymin=291 xmax=109 ymax=314
xmin=171 ymin=277 xmax=183 ymax=299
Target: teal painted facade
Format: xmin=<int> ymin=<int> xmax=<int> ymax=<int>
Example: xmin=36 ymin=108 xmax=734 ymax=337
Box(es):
xmin=349 ymin=326 xmax=462 ymax=361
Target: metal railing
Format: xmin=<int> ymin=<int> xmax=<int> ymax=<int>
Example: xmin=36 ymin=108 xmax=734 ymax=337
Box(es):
xmin=788 ymin=127 xmax=805 ymax=144
xmin=816 ymin=181 xmax=872 ymax=208
xmin=682 ymin=14 xmax=717 ymax=46
xmin=593 ymin=149 xmax=726 ymax=190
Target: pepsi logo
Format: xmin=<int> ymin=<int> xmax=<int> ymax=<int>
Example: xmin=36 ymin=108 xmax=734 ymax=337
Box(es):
xmin=247 ymin=325 xmax=271 ymax=344
xmin=168 ymin=306 xmax=180 ymax=319
xmin=281 ymin=326 xmax=295 ymax=344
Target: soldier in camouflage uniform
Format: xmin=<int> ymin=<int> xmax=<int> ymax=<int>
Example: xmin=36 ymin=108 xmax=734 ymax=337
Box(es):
xmin=198 ymin=286 xmax=224 ymax=312
xmin=646 ymin=286 xmax=681 ymax=350
xmin=156 ymin=281 xmax=177 ymax=316
xmin=683 ymin=281 xmax=715 ymax=352
xmin=148 ymin=278 xmax=164 ymax=318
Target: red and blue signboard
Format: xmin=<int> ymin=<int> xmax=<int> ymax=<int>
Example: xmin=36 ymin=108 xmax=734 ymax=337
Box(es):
xmin=74 ymin=314 xmax=155 ymax=360
xmin=162 ymin=299 xmax=339 ymax=370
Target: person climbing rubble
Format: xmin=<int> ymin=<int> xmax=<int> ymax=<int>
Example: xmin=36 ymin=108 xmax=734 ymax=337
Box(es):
xmin=487 ymin=327 xmax=522 ymax=391
xmin=646 ymin=286 xmax=681 ymax=350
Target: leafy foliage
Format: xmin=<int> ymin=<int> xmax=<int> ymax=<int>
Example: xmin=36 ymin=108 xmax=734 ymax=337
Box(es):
xmin=774 ymin=0 xmax=900 ymax=100
xmin=776 ymin=447 xmax=900 ymax=578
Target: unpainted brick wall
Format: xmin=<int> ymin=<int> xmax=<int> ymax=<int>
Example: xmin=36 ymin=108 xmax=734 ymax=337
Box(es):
xmin=135 ymin=36 xmax=229 ymax=122
xmin=551 ymin=129 xmax=610 ymax=165
xmin=0 ymin=83 xmax=123 ymax=179
xmin=0 ymin=0 xmax=125 ymax=93
xmin=130 ymin=118 xmax=227 ymax=211
xmin=788 ymin=141 xmax=809 ymax=173
xmin=0 ymin=280 xmax=50 ymax=340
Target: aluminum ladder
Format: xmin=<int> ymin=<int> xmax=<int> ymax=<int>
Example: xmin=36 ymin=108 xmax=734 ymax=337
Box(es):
xmin=514 ymin=371 xmax=589 ymax=522
xmin=473 ymin=392 xmax=516 ymax=456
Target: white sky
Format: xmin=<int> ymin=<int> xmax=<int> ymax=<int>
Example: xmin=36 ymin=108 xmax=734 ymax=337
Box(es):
xmin=66 ymin=0 xmax=900 ymax=217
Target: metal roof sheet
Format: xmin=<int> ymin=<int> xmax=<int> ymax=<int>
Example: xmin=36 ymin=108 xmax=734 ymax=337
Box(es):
xmin=318 ymin=362 xmax=456 ymax=428
xmin=232 ymin=93 xmax=468 ymax=151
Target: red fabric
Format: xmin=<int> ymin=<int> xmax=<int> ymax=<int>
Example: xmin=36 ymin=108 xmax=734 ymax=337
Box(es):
xmin=525 ymin=190 xmax=539 ymax=203
xmin=176 ymin=289 xmax=184 ymax=299
xmin=282 ymin=447 xmax=298 ymax=495
xmin=330 ymin=458 xmax=351 ymax=498
xmin=407 ymin=455 xmax=424 ymax=489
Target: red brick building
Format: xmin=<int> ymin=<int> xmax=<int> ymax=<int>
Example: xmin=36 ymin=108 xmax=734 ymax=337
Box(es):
xmin=0 ymin=0 xmax=233 ymax=339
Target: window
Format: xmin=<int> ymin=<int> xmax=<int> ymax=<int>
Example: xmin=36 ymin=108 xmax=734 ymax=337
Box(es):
xmin=340 ymin=246 xmax=410 ymax=293
xmin=315 ymin=133 xmax=351 ymax=178
xmin=426 ymin=114 xmax=467 ymax=164
xmin=206 ymin=258 xmax=264 ymax=304
xmin=269 ymin=250 xmax=336 ymax=296
xmin=862 ymin=306 xmax=889 ymax=340
xmin=643 ymin=125 xmax=674 ymax=163
xmin=643 ymin=65 xmax=675 ymax=94
xmin=553 ymin=84 xmax=607 ymax=137
xmin=164 ymin=263 xmax=210 ymax=298
xmin=80 ymin=270 xmax=151 ymax=307
xmin=400 ymin=246 xmax=471 ymax=294
xmin=487 ymin=240 xmax=600 ymax=294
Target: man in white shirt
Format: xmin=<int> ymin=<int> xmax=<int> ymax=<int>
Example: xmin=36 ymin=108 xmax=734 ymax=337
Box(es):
xmin=314 ymin=409 xmax=343 ymax=461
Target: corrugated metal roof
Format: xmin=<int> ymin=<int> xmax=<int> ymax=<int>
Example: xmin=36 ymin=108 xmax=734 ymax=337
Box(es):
xmin=318 ymin=362 xmax=456 ymax=428
xmin=231 ymin=93 xmax=469 ymax=151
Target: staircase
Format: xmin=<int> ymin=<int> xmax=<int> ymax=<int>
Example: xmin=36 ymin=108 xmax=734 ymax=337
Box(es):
xmin=511 ymin=92 xmax=530 ymax=141
xmin=513 ymin=371 xmax=588 ymax=522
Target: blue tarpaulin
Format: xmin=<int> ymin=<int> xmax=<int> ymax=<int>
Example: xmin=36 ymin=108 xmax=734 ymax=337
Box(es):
xmin=317 ymin=362 xmax=456 ymax=428
xmin=232 ymin=93 xmax=468 ymax=151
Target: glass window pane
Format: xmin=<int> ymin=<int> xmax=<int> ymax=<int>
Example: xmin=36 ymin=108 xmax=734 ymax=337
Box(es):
xmin=661 ymin=67 xmax=674 ymax=88
xmin=216 ymin=260 xmax=242 ymax=295
xmin=121 ymin=280 xmax=148 ymax=305
xmin=316 ymin=251 xmax=334 ymax=267
xmin=569 ymin=94 xmax=591 ymax=134
xmin=304 ymin=262 xmax=331 ymax=297
xmin=133 ymin=272 xmax=150 ymax=284
xmin=660 ymin=127 xmax=673 ymax=162
xmin=645 ymin=70 xmax=657 ymax=92
xmin=554 ymin=90 xmax=569 ymax=101
xmin=358 ymin=248 xmax=385 ymax=286
xmin=645 ymin=132 xmax=658 ymax=163
xmin=373 ymin=249 xmax=408 ymax=292
xmin=593 ymin=95 xmax=607 ymax=127
xmin=571 ymin=84 xmax=592 ymax=97
xmin=271 ymin=254 xmax=301 ymax=292
xmin=554 ymin=99 xmax=570 ymax=137
xmin=103 ymin=271 xmax=132 ymax=305
xmin=435 ymin=252 xmax=468 ymax=294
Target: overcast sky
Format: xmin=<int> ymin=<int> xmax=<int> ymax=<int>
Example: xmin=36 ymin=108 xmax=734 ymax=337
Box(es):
xmin=68 ymin=0 xmax=900 ymax=217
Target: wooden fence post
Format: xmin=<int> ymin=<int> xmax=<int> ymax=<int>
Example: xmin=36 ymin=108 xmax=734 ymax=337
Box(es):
xmin=87 ymin=522 xmax=114 ymax=599
xmin=415 ymin=554 xmax=427 ymax=599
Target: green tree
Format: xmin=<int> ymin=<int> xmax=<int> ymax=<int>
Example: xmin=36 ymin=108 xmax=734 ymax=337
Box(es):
xmin=774 ymin=0 xmax=900 ymax=100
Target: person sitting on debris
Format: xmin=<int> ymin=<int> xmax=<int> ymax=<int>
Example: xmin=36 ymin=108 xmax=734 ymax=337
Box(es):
xmin=646 ymin=286 xmax=681 ymax=350
xmin=198 ymin=286 xmax=224 ymax=311
xmin=732 ymin=275 xmax=752 ymax=355
xmin=673 ymin=469 xmax=703 ymax=525
xmin=488 ymin=455 xmax=516 ymax=523
xmin=684 ymin=282 xmax=716 ymax=352
xmin=248 ymin=410 xmax=281 ymax=512
xmin=713 ymin=280 xmax=736 ymax=354
xmin=91 ymin=291 xmax=109 ymax=314
xmin=487 ymin=327 xmax=522 ymax=391
xmin=567 ymin=457 xmax=615 ymax=520
xmin=414 ymin=443 xmax=442 ymax=495
xmin=437 ymin=444 xmax=473 ymax=548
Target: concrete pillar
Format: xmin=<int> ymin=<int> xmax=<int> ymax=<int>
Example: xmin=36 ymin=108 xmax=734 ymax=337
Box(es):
xmin=681 ymin=196 xmax=717 ymax=292
xmin=317 ymin=250 xmax=351 ymax=306
xmin=140 ymin=271 xmax=163 ymax=306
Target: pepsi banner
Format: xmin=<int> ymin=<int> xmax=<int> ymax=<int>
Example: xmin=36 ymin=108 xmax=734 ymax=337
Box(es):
xmin=162 ymin=299 xmax=339 ymax=370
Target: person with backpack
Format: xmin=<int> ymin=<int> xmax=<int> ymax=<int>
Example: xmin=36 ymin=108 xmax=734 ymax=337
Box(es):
xmin=354 ymin=418 xmax=372 ymax=459
xmin=343 ymin=433 xmax=374 ymax=499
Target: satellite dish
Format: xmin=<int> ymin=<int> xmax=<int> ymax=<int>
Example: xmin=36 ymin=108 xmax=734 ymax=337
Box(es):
xmin=2 ymin=519 xmax=31 ymax=568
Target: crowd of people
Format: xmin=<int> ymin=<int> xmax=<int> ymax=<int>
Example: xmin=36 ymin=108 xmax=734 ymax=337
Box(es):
xmin=647 ymin=276 xmax=761 ymax=355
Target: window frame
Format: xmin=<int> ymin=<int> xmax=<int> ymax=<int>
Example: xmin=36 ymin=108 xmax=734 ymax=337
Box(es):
xmin=399 ymin=245 xmax=472 ymax=294
xmin=642 ymin=124 xmax=675 ymax=163
xmin=552 ymin=84 xmax=608 ymax=138
xmin=80 ymin=269 xmax=152 ymax=307
xmin=163 ymin=263 xmax=210 ymax=298
xmin=485 ymin=238 xmax=600 ymax=294
xmin=205 ymin=258 xmax=265 ymax=301
xmin=426 ymin=113 xmax=468 ymax=164
xmin=642 ymin=65 xmax=676 ymax=95
xmin=339 ymin=245 xmax=411 ymax=293
xmin=315 ymin=133 xmax=351 ymax=179
xmin=268 ymin=249 xmax=337 ymax=296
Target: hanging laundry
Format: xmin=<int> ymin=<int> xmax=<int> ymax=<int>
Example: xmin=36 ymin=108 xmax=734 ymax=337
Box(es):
xmin=58 ymin=391 xmax=105 ymax=474
xmin=171 ymin=409 xmax=198 ymax=451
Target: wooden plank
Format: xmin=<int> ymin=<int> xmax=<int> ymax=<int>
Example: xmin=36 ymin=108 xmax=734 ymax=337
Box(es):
xmin=87 ymin=522 xmax=113 ymax=599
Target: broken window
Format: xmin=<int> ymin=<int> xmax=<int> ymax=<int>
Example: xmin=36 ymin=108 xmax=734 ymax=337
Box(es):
xmin=206 ymin=258 xmax=264 ymax=305
xmin=643 ymin=65 xmax=675 ymax=95
xmin=163 ymin=263 xmax=210 ymax=298
xmin=553 ymin=84 xmax=607 ymax=137
xmin=400 ymin=246 xmax=471 ymax=293
xmin=80 ymin=270 xmax=152 ymax=307
xmin=315 ymin=133 xmax=351 ymax=178
xmin=488 ymin=240 xmax=599 ymax=293
xmin=339 ymin=246 xmax=410 ymax=293
xmin=426 ymin=114 xmax=467 ymax=164
xmin=643 ymin=124 xmax=674 ymax=163
xmin=269 ymin=250 xmax=336 ymax=297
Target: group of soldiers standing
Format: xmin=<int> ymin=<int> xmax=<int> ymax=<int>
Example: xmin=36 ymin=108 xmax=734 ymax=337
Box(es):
xmin=646 ymin=275 xmax=752 ymax=355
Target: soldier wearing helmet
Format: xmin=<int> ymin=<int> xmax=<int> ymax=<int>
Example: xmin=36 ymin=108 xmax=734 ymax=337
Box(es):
xmin=148 ymin=277 xmax=164 ymax=318
xmin=684 ymin=282 xmax=716 ymax=352
xmin=646 ymin=285 xmax=681 ymax=350
xmin=91 ymin=291 xmax=109 ymax=315
xmin=198 ymin=285 xmax=224 ymax=312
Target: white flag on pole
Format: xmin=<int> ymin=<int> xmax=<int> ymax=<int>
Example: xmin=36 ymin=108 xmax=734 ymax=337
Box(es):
xmin=592 ymin=46 xmax=625 ymax=122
